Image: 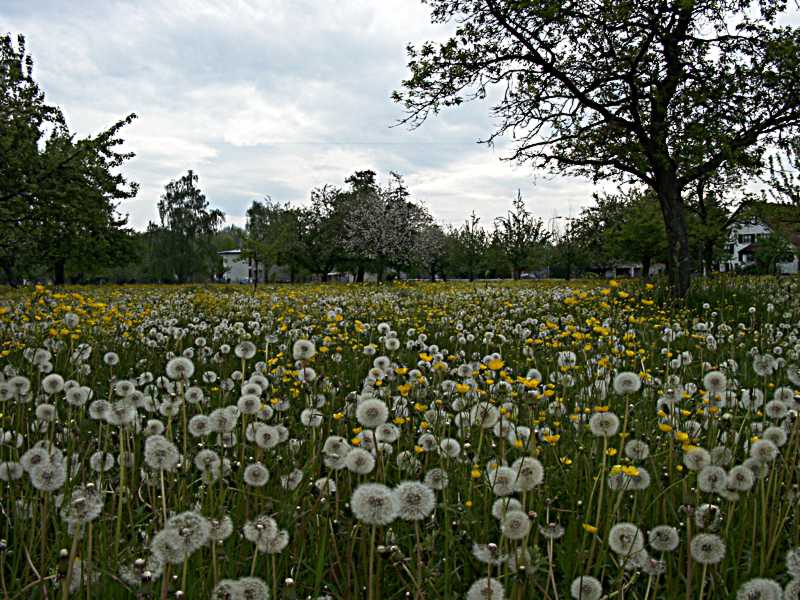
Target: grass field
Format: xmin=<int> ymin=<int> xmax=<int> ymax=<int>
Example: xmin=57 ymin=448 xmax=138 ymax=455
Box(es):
xmin=0 ymin=278 xmax=798 ymax=599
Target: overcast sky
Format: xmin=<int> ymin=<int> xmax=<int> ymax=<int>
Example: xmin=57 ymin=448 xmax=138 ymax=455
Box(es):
xmin=2 ymin=0 xmax=606 ymax=230
xmin=4 ymin=1 xmax=795 ymax=231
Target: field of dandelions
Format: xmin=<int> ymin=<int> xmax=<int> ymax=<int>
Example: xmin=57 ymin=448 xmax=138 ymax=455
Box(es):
xmin=1 ymin=279 xmax=800 ymax=600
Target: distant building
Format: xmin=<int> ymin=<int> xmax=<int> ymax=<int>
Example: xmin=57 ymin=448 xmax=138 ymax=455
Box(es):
xmin=218 ymin=249 xmax=257 ymax=283
xmin=720 ymin=204 xmax=800 ymax=274
xmin=602 ymin=262 xmax=666 ymax=279
xmin=218 ymin=250 xmax=294 ymax=283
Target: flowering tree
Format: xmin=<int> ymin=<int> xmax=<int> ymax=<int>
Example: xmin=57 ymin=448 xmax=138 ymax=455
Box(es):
xmin=343 ymin=172 xmax=434 ymax=281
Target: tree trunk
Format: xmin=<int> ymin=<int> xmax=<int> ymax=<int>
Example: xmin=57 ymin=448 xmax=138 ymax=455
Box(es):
xmin=512 ymin=267 xmax=521 ymax=280
xmin=703 ymin=240 xmax=715 ymax=277
xmin=377 ymin=262 xmax=385 ymax=283
xmin=1 ymin=261 xmax=17 ymax=287
xmin=54 ymin=259 xmax=66 ymax=286
xmin=657 ymin=180 xmax=691 ymax=297
xmin=356 ymin=265 xmax=365 ymax=283
xmin=252 ymin=260 xmax=258 ymax=293
xmin=641 ymin=255 xmax=652 ymax=281
xmin=322 ymin=272 xmax=329 ymax=283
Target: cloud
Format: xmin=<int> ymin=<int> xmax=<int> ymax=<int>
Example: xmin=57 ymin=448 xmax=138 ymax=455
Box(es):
xmin=3 ymin=0 xmax=719 ymax=230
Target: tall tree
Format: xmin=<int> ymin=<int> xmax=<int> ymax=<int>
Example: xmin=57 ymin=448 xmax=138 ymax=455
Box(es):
xmin=603 ymin=190 xmax=669 ymax=279
xmin=394 ymin=0 xmax=800 ymax=296
xmin=493 ymin=190 xmax=550 ymax=279
xmin=455 ymin=211 xmax=489 ymax=281
xmin=245 ymin=198 xmax=306 ymax=286
xmin=300 ymin=185 xmax=349 ymax=281
xmin=157 ymin=170 xmax=224 ymax=282
xmin=0 ymin=34 xmax=137 ymax=284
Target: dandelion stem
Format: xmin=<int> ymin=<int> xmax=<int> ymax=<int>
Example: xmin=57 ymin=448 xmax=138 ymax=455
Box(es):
xmin=697 ymin=564 xmax=708 ymax=600
xmin=159 ymin=469 xmax=168 ymax=524
xmin=61 ymin=527 xmax=80 ymax=600
xmin=367 ymin=525 xmax=377 ymax=600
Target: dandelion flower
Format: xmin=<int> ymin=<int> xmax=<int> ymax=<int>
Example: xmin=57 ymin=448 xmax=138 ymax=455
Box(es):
xmin=608 ymin=523 xmax=645 ymax=556
xmin=0 ymin=462 xmax=23 ymax=481
xmin=259 ymin=529 xmax=289 ymax=554
xmin=787 ymin=547 xmax=800 ymax=577
xmin=188 ymin=415 xmax=211 ymax=437
xmin=253 ymin=425 xmax=280 ymax=450
xmin=570 ymin=576 xmax=603 ymax=600
xmin=466 ymin=577 xmax=504 ymax=600
xmin=683 ymin=448 xmax=711 ymax=471
xmin=41 ymin=373 xmax=65 ymax=395
xmin=736 ymin=578 xmax=782 ymax=600
xmin=238 ymin=576 xmax=270 ymax=600
xmin=30 ymin=462 xmax=66 ymax=492
xmin=613 ymin=372 xmax=641 ymax=395
xmin=690 ymin=533 xmax=726 ymax=564
xmin=489 ymin=466 xmax=516 ymax=497
xmin=394 ymin=481 xmax=436 ymax=521
xmin=350 ymin=483 xmax=399 ymax=526
xmin=703 ymin=371 xmax=727 ymax=394
xmin=151 ymin=528 xmax=188 ymax=564
xmin=785 ymin=579 xmax=800 ymax=600
xmin=750 ymin=439 xmax=779 ymax=463
xmin=624 ymin=439 xmax=650 ymax=461
xmin=439 ymin=438 xmax=461 ymax=458
xmin=165 ymin=356 xmax=195 ymax=380
xmin=144 ymin=435 xmax=180 ymax=472
xmin=424 ymin=468 xmax=449 ymax=490
xmin=501 ymin=510 xmax=531 ymax=540
xmin=292 ymin=339 xmax=316 ymax=361
xmin=165 ymin=511 xmax=211 ymax=554
xmin=211 ymin=579 xmax=241 ymax=600
xmin=648 ymin=525 xmax=680 ymax=552
xmin=698 ymin=466 xmax=727 ymax=494
xmin=235 ymin=341 xmax=257 ymax=359
xmin=344 ymin=448 xmax=375 ymax=475
xmin=208 ymin=515 xmax=234 ymax=542
xmin=60 ymin=485 xmax=103 ymax=525
xmin=356 ymin=399 xmax=389 ymax=428
xmin=589 ymin=412 xmax=620 ymax=437
xmin=727 ymin=465 xmax=755 ymax=492
xmin=511 ymin=457 xmax=544 ymax=491
xmin=243 ymin=462 xmax=270 ymax=487
xmin=244 ymin=515 xmax=278 ymax=546
xmin=492 ymin=498 xmax=522 ymax=520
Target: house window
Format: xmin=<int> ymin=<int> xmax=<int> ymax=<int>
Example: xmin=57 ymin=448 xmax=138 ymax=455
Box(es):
xmin=738 ymin=234 xmax=756 ymax=244
xmin=725 ymin=244 xmax=734 ymax=255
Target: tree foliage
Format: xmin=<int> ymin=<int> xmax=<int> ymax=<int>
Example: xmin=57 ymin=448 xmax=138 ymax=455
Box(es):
xmin=394 ymin=0 xmax=800 ymax=295
xmin=0 ymin=34 xmax=138 ymax=284
xmin=493 ymin=190 xmax=550 ymax=278
xmin=154 ymin=170 xmax=224 ymax=283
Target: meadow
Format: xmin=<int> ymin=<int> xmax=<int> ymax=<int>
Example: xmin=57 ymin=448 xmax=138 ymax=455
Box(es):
xmin=0 ymin=277 xmax=798 ymax=600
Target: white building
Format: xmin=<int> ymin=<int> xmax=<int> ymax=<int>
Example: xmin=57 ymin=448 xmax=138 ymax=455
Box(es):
xmin=218 ymin=250 xmax=256 ymax=283
xmin=218 ymin=250 xmax=294 ymax=283
xmin=720 ymin=217 xmax=799 ymax=274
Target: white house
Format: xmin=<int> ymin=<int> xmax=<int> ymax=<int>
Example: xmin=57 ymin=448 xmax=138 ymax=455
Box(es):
xmin=218 ymin=250 xmax=296 ymax=283
xmin=218 ymin=250 xmax=256 ymax=283
xmin=720 ymin=217 xmax=799 ymax=274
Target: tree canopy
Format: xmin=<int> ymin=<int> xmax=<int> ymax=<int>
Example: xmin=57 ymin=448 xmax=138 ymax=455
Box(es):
xmin=394 ymin=0 xmax=800 ymax=295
